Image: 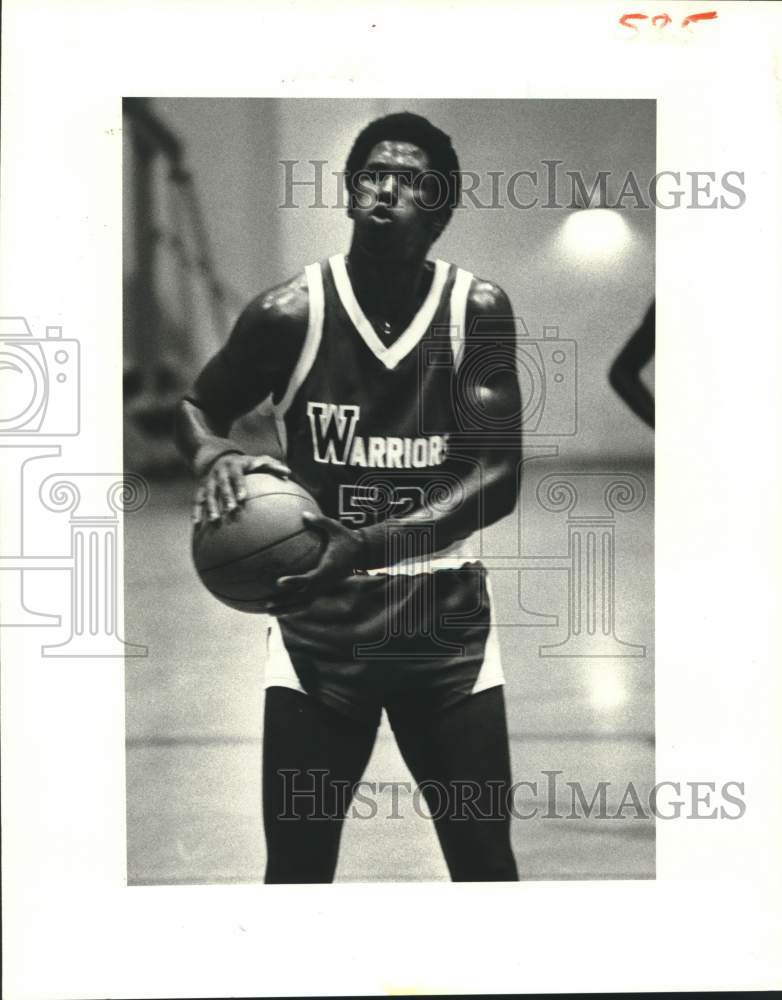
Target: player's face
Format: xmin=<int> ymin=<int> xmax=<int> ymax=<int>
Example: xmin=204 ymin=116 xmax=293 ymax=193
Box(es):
xmin=349 ymin=141 xmax=444 ymax=259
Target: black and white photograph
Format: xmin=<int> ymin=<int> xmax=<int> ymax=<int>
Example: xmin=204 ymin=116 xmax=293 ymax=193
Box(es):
xmin=3 ymin=2 xmax=781 ymax=997
xmin=123 ymin=98 xmax=656 ymax=885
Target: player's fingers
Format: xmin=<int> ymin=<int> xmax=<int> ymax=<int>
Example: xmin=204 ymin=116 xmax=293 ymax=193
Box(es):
xmin=260 ymin=595 xmax=309 ymax=616
xmin=215 ymin=464 xmax=237 ymax=514
xmin=264 ymin=605 xmax=303 ymax=617
xmin=276 ymin=571 xmax=318 ymax=592
xmin=301 ymin=511 xmax=339 ymax=535
xmin=203 ymin=475 xmax=223 ymax=522
xmin=246 ymin=455 xmax=292 ymax=479
xmin=228 ymin=463 xmax=248 ymax=504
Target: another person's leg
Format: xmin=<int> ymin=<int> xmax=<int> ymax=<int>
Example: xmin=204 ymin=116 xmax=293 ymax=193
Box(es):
xmin=388 ymin=686 xmax=518 ymax=882
xmin=262 ymin=686 xmax=377 ymax=883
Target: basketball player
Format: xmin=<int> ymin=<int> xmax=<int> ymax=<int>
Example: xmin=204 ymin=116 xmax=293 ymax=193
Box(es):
xmin=175 ymin=113 xmax=523 ymax=882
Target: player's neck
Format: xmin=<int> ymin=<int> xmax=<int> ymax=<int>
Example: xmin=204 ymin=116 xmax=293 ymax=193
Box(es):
xmin=345 ymin=247 xmax=432 ymax=329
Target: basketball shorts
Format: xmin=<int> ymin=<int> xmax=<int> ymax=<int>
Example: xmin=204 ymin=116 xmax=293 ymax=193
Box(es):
xmin=263 ymin=564 xmax=504 ymax=726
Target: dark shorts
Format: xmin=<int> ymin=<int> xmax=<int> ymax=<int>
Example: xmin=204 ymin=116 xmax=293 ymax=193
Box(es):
xmin=263 ymin=565 xmax=504 ymax=726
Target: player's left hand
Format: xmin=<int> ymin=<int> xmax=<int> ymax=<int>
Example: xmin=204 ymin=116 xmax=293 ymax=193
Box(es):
xmin=270 ymin=512 xmax=366 ymax=610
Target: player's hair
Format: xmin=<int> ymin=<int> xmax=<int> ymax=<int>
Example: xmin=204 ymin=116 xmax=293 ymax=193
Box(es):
xmin=345 ymin=111 xmax=462 ymax=230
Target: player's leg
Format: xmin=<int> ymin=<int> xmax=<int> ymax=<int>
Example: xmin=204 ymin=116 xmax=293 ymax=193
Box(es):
xmin=387 ymin=686 xmax=518 ymax=882
xmin=262 ymin=686 xmax=378 ymax=883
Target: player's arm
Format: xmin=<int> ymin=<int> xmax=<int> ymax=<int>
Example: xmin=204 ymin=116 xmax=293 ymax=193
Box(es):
xmin=277 ymin=280 xmax=522 ymax=598
xmin=174 ymin=275 xmax=308 ymax=522
xmin=609 ymin=300 xmax=655 ymax=429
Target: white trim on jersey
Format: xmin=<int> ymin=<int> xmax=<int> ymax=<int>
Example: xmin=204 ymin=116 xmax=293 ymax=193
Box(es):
xmin=448 ymin=267 xmax=474 ymax=372
xmin=273 ymin=262 xmax=325 ymax=451
xmin=329 ymin=253 xmax=450 ymax=371
xmin=365 ymin=536 xmax=479 ymax=576
xmin=469 ymin=574 xmax=505 ymax=694
xmin=263 ymin=620 xmax=307 ymax=696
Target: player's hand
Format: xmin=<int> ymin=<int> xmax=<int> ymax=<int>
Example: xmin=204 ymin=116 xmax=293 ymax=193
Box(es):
xmin=193 ymin=453 xmax=291 ymax=524
xmin=271 ymin=512 xmax=366 ymax=608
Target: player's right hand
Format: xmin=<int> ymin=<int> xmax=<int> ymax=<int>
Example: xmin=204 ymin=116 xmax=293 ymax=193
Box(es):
xmin=193 ymin=453 xmax=291 ymax=524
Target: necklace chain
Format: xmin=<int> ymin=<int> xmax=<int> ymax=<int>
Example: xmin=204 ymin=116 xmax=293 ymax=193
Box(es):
xmin=345 ymin=257 xmax=396 ymax=338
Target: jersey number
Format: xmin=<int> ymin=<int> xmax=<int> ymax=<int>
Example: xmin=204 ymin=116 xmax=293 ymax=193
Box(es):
xmin=338 ymin=483 xmax=425 ymax=526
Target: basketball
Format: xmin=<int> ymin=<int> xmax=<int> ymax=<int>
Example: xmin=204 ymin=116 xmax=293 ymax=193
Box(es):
xmin=192 ymin=472 xmax=324 ymax=613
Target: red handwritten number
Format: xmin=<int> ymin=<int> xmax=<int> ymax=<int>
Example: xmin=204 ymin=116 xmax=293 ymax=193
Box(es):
xmin=681 ymin=10 xmax=718 ymax=26
xmin=619 ymin=13 xmax=648 ymax=31
xmin=620 ymin=10 xmax=718 ymax=30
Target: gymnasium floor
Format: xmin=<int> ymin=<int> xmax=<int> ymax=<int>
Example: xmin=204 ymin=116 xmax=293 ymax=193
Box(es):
xmin=125 ymin=459 xmax=654 ymax=884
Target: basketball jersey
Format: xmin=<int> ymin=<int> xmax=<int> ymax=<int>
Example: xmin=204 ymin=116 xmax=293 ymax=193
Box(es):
xmin=264 ymin=254 xmax=504 ymax=720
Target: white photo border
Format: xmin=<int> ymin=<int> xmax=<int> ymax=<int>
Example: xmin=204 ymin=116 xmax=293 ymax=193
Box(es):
xmin=2 ymin=1 xmax=781 ymax=996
